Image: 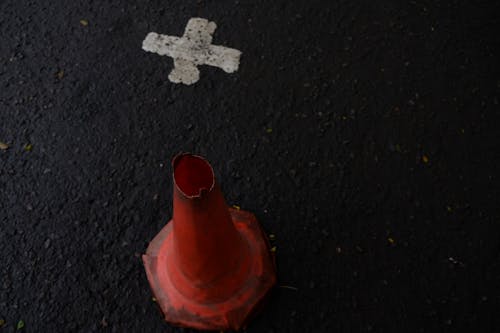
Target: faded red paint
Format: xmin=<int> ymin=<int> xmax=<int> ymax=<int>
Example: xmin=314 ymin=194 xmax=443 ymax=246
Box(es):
xmin=143 ymin=153 xmax=276 ymax=330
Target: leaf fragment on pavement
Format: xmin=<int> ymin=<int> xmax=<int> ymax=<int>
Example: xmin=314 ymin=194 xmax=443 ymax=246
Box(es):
xmin=80 ymin=19 xmax=89 ymax=26
xmin=0 ymin=319 xmax=5 ymax=327
xmin=17 ymin=320 xmax=24 ymax=330
xmin=23 ymin=144 xmax=32 ymax=152
xmin=0 ymin=142 xmax=9 ymax=150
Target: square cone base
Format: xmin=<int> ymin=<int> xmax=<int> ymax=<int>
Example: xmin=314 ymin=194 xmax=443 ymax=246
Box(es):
xmin=143 ymin=208 xmax=276 ymax=331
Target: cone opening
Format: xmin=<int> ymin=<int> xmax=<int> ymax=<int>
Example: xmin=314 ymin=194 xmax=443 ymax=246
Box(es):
xmin=173 ymin=154 xmax=215 ymax=198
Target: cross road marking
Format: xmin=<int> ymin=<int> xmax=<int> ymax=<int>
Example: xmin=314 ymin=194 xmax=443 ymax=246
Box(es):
xmin=142 ymin=18 xmax=242 ymax=85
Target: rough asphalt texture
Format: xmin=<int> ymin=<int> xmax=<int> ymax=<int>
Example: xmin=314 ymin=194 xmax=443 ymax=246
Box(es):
xmin=1 ymin=0 xmax=500 ymax=332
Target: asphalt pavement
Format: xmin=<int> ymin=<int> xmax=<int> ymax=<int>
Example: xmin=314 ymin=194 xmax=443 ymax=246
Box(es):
xmin=1 ymin=0 xmax=500 ymax=332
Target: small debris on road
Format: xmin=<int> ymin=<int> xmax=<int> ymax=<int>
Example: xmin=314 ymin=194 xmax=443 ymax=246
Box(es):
xmin=448 ymin=257 xmax=465 ymax=267
xmin=0 ymin=142 xmax=9 ymax=150
xmin=56 ymin=70 xmax=64 ymax=79
xmin=279 ymin=285 xmax=298 ymax=291
xmin=80 ymin=19 xmax=89 ymax=26
xmin=23 ymin=144 xmax=33 ymax=152
xmin=17 ymin=320 xmax=24 ymax=330
xmin=422 ymin=155 xmax=429 ymax=163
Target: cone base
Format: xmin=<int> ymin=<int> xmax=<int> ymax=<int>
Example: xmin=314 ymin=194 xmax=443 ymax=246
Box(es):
xmin=143 ymin=208 xmax=276 ymax=331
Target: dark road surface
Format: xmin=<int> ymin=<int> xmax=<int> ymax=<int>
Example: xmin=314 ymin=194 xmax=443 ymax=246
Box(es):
xmin=1 ymin=0 xmax=500 ymax=332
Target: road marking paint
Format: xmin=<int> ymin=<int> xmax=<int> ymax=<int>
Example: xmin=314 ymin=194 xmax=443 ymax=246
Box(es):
xmin=143 ymin=18 xmax=242 ymax=85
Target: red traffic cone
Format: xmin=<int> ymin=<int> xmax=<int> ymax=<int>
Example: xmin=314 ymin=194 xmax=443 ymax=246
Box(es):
xmin=143 ymin=153 xmax=276 ymax=331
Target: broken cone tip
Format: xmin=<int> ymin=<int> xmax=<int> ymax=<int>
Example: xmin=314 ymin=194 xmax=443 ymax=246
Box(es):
xmin=172 ymin=153 xmax=215 ymax=198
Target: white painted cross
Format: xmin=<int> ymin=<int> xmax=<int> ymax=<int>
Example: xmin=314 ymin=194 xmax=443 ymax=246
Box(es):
xmin=142 ymin=18 xmax=242 ymax=85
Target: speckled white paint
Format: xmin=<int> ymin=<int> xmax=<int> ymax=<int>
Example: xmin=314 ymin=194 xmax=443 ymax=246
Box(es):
xmin=142 ymin=18 xmax=242 ymax=85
